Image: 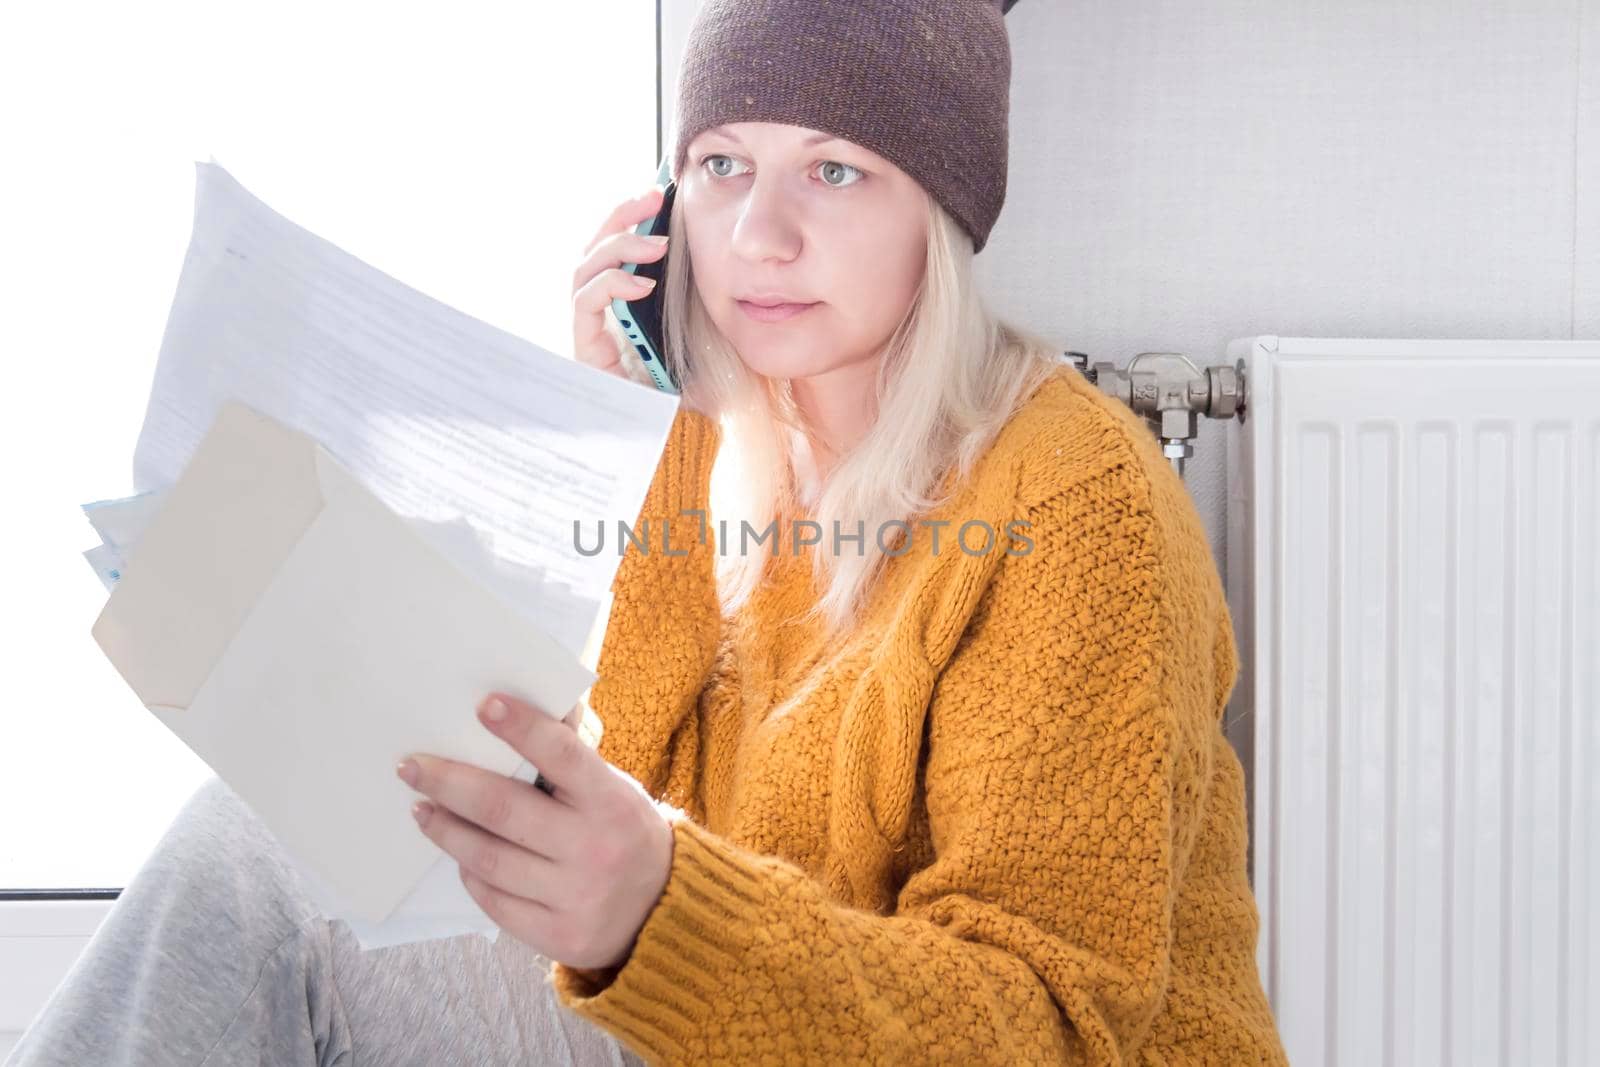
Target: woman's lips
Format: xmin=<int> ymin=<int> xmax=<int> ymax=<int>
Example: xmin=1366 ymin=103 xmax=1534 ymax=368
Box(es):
xmin=737 ymin=299 xmax=817 ymax=323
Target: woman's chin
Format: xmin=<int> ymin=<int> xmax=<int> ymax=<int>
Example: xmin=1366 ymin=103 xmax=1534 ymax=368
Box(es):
xmin=733 ymin=341 xmax=836 ymax=381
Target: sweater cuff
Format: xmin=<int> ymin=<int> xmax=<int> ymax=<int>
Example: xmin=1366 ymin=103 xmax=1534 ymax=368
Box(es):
xmin=549 ymin=816 xmax=768 ymax=1059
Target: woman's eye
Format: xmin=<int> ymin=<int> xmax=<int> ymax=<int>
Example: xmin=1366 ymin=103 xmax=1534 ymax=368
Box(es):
xmin=697 ymin=154 xmax=862 ymax=188
xmin=701 ymin=154 xmax=748 ymax=179
xmin=817 ymin=160 xmax=863 ymax=188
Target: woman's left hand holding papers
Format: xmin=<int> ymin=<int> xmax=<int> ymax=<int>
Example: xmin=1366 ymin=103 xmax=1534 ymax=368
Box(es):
xmin=394 ymin=693 xmax=675 ymax=971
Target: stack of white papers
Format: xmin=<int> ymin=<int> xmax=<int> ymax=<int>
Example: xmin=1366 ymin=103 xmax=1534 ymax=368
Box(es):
xmin=82 ymin=161 xmax=681 ymax=950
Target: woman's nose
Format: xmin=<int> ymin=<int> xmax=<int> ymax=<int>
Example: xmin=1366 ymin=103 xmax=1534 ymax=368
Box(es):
xmin=729 ymin=183 xmax=804 ymax=263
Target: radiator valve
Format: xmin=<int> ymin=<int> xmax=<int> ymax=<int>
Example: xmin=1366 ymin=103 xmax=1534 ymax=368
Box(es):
xmin=1064 ymin=351 xmax=1246 ymax=476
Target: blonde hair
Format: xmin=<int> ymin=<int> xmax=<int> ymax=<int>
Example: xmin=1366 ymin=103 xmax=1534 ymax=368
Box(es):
xmin=619 ymin=186 xmax=1064 ymax=643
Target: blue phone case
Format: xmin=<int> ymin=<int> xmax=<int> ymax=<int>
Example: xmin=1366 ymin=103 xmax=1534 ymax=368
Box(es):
xmin=609 ymin=156 xmax=679 ymax=394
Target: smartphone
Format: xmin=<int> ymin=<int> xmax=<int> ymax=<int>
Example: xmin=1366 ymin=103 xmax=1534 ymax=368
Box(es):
xmin=610 ymin=155 xmax=679 ymax=394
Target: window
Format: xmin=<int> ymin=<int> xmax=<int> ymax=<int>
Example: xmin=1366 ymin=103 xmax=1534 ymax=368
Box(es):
xmin=0 ymin=1 xmax=660 ymax=893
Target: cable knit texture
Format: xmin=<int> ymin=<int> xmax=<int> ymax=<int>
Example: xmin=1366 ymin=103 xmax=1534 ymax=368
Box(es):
xmin=548 ymin=367 xmax=1288 ymax=1065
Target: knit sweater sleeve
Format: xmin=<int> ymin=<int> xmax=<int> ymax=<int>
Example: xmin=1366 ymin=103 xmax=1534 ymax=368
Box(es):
xmin=584 ymin=404 xmax=722 ymax=806
xmin=549 ymin=459 xmax=1230 ymax=1065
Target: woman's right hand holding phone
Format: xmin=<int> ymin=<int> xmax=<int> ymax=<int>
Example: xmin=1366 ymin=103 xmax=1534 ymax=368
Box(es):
xmin=571 ymin=185 xmax=670 ymax=381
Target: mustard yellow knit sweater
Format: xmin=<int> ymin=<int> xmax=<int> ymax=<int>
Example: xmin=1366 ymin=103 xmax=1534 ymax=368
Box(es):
xmin=549 ymin=368 xmax=1288 ymax=1065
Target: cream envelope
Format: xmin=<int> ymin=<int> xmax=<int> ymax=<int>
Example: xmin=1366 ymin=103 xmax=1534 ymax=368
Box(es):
xmin=91 ymin=398 xmax=597 ymax=924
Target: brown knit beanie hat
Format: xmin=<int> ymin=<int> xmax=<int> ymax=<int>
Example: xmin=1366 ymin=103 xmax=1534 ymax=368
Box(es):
xmin=671 ymin=0 xmax=1014 ymax=254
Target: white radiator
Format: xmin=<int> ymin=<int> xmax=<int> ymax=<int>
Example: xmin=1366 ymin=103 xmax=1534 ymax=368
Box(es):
xmin=1224 ymin=336 xmax=1600 ymax=1067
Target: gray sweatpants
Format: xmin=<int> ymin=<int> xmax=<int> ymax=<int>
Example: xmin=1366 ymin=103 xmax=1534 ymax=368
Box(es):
xmin=4 ymin=775 xmax=646 ymax=1067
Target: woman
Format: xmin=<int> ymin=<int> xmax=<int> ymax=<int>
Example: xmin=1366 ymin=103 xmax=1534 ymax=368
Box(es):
xmin=9 ymin=2 xmax=1287 ymax=1064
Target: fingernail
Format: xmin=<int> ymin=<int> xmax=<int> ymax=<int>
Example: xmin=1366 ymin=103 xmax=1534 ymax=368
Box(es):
xmin=635 ymin=276 xmax=657 ymax=288
xmin=645 ymin=234 xmax=669 ymax=245
xmin=482 ymin=697 xmax=508 ymax=723
xmin=412 ymin=800 xmax=433 ymax=826
xmin=396 ymin=758 xmax=418 ymax=786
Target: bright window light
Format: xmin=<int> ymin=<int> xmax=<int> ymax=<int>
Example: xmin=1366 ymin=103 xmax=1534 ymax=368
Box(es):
xmin=0 ymin=1 xmax=657 ymax=890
